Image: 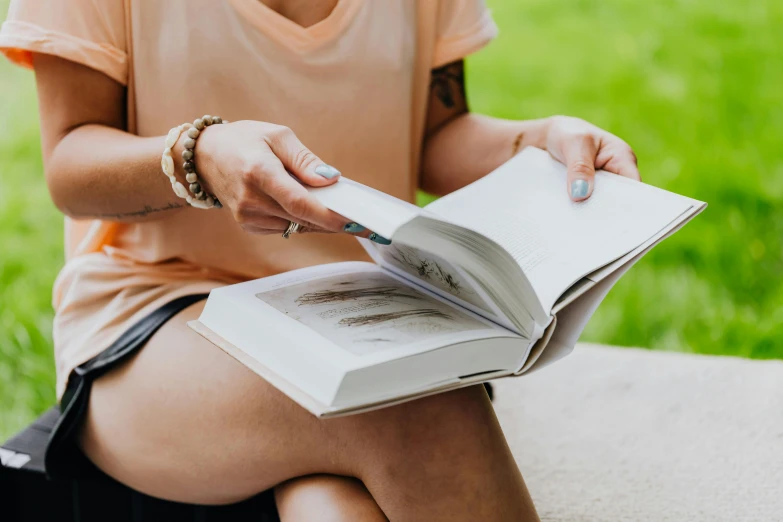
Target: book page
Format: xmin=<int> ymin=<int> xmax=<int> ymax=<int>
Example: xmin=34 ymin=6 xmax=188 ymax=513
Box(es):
xmin=426 ymin=148 xmax=701 ymax=312
xmin=308 ymin=178 xmax=423 ymax=239
xmin=308 ymin=180 xmax=520 ymax=330
xmin=252 ymin=266 xmax=513 ymax=364
xmin=361 ymin=241 xmax=518 ymax=330
xmin=521 ymin=241 xmax=646 ymax=376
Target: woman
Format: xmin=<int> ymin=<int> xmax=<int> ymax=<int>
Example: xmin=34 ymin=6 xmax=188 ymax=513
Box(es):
xmin=0 ymin=0 xmax=640 ymax=520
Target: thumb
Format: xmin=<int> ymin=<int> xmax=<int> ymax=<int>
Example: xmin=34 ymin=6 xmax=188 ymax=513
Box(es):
xmin=267 ymin=125 xmax=341 ymax=188
xmin=563 ymin=137 xmax=598 ymax=201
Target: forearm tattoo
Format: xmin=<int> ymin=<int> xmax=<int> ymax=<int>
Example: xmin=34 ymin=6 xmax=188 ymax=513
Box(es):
xmin=430 ymin=60 xmax=466 ymax=109
xmin=91 ymin=201 xmax=184 ymax=220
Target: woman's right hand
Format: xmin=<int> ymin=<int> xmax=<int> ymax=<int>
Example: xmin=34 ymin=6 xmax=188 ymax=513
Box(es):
xmin=178 ymin=120 xmax=368 ymax=237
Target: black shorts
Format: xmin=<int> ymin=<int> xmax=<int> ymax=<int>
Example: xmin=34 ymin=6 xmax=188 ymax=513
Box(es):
xmin=45 ymin=294 xmax=208 ymax=480
xmin=43 ymin=292 xmax=494 ymax=481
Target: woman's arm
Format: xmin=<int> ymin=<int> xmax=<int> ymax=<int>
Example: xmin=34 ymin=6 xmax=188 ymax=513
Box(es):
xmin=33 ymin=54 xmax=179 ymax=220
xmin=33 ymin=54 xmax=356 ymax=235
xmin=420 ymin=61 xmax=641 ymax=201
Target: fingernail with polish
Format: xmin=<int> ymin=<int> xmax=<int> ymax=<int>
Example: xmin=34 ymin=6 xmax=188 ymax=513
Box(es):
xmin=344 ymin=222 xmax=366 ymax=233
xmin=369 ymin=233 xmax=392 ymax=245
xmin=571 ymin=179 xmax=589 ymax=199
xmin=315 ymin=164 xmax=341 ymax=179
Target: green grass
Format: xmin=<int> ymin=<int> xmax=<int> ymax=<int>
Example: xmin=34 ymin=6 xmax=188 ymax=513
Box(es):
xmin=1 ymin=0 xmax=782 ymax=439
xmin=0 ymin=45 xmax=61 ymax=436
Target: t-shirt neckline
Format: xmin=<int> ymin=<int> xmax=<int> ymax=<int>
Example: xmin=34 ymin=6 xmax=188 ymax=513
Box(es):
xmin=228 ymin=0 xmax=363 ymax=53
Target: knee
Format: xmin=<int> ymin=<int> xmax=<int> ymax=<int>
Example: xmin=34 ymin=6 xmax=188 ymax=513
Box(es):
xmin=339 ymin=385 xmax=499 ymax=474
xmin=395 ymin=384 xmax=495 ymax=438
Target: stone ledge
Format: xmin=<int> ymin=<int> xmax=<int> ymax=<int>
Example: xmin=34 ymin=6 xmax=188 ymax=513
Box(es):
xmin=493 ymin=344 xmax=783 ymax=522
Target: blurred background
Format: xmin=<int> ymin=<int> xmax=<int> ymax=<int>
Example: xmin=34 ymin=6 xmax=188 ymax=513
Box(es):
xmin=1 ymin=0 xmax=781 ymax=439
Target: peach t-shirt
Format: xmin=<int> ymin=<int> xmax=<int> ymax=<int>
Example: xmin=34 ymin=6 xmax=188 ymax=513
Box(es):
xmin=0 ymin=0 xmax=497 ymax=398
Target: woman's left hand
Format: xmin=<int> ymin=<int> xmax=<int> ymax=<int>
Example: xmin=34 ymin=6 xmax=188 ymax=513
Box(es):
xmin=543 ymin=116 xmax=641 ymax=201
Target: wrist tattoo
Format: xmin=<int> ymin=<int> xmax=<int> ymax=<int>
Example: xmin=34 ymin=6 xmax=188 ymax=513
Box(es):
xmin=91 ymin=201 xmax=184 ymax=220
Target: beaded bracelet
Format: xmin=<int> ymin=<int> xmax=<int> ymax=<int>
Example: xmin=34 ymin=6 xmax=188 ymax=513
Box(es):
xmin=182 ymin=115 xmax=224 ymax=208
xmin=161 ymin=115 xmax=225 ymax=209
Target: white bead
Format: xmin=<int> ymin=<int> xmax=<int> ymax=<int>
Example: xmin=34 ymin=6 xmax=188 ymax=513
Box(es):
xmin=165 ymin=127 xmax=181 ymax=148
xmin=162 ymin=120 xmax=217 ymax=209
xmin=172 ymin=181 xmax=189 ymax=198
xmin=161 ymin=154 xmax=175 ymax=176
xmin=190 ymin=198 xmax=211 ymax=209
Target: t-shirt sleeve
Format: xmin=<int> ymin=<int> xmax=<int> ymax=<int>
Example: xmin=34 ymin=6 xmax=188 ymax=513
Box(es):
xmin=432 ymin=0 xmax=498 ymax=68
xmin=0 ymin=0 xmax=127 ymax=85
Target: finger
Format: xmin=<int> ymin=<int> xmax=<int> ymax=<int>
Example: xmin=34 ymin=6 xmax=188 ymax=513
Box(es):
xmin=297 ymin=225 xmax=336 ymax=235
xmin=597 ymin=148 xmax=641 ymax=182
xmin=563 ymin=135 xmax=598 ymax=201
xmin=329 ymin=221 xmax=391 ymax=243
xmin=240 ymin=226 xmax=282 ymax=236
xmin=231 ymin=189 xmax=292 ymax=227
xmin=241 ymin=222 xmax=337 ymax=236
xmin=241 ymin=166 xmax=384 ymax=238
xmin=232 ymin=190 xmax=329 ymax=232
xmin=242 ymin=151 xmax=383 ymax=238
xmin=258 ymin=201 xmax=373 ymax=237
xmin=245 ymin=210 xmax=382 ymax=241
xmin=261 ymin=160 xmax=352 ymax=232
xmin=238 ymin=215 xmax=291 ymax=233
xmin=341 ymin=222 xmax=373 ymax=238
xmin=239 ymin=210 xmax=331 ymax=235
xmin=258 ymin=162 xmax=385 ymax=239
xmin=265 ymin=125 xmax=341 ymax=187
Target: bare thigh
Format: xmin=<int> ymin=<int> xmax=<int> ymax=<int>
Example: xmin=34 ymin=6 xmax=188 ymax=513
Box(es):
xmin=80 ymin=301 xmax=538 ymax=520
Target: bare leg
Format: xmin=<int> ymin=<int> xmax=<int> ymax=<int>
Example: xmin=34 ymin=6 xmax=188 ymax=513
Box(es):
xmin=275 ymin=475 xmax=388 ymax=521
xmin=79 ymin=301 xmax=539 ymax=521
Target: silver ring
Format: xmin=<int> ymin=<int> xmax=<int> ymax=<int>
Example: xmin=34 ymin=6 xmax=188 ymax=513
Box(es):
xmin=282 ymin=221 xmax=301 ymax=239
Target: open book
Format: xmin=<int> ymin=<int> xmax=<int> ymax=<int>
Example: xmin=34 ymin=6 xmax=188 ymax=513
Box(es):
xmin=189 ymin=147 xmax=706 ymax=417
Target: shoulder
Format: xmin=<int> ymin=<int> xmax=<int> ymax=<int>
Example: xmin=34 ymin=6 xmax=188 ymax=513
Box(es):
xmin=0 ymin=0 xmax=128 ymax=84
xmin=433 ymin=0 xmax=497 ymax=69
